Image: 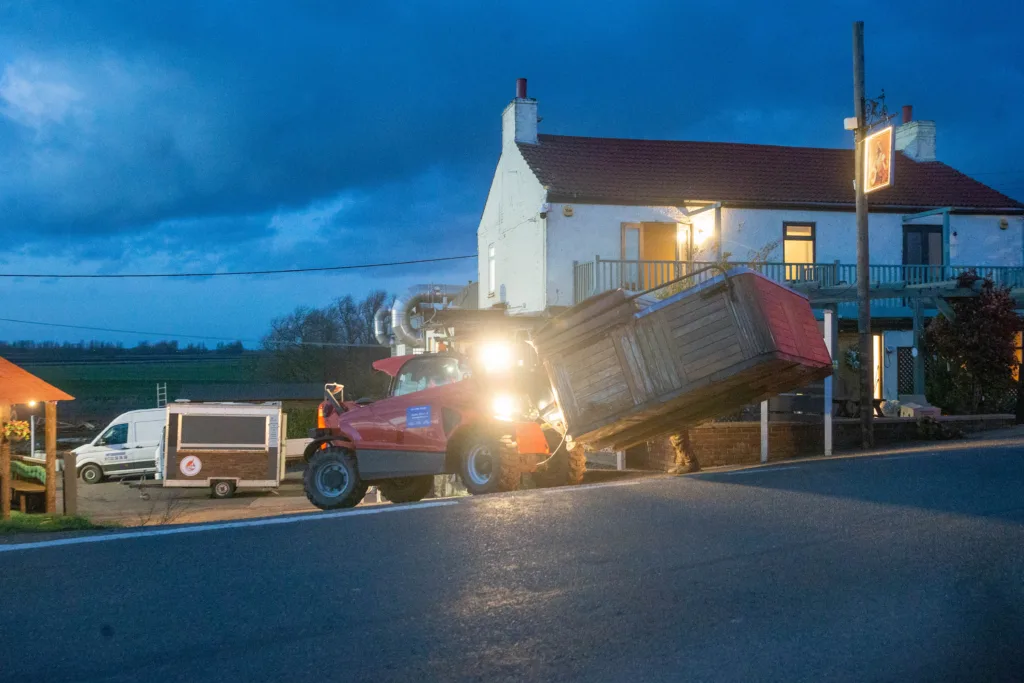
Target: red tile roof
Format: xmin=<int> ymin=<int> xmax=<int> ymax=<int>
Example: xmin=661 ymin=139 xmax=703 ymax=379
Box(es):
xmin=518 ymin=134 xmax=1024 ymax=212
xmin=0 ymin=357 xmax=74 ymax=404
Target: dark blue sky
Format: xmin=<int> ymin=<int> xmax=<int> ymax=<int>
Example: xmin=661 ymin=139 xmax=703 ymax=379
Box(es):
xmin=1 ymin=1 xmax=1021 ymax=345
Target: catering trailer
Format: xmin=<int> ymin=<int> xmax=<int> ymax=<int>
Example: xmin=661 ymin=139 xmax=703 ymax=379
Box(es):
xmin=161 ymin=402 xmax=287 ymax=498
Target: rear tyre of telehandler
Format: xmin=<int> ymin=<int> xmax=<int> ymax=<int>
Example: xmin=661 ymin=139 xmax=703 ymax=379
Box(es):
xmin=378 ymin=475 xmax=434 ymax=503
xmin=304 ymin=447 xmax=369 ymax=510
xmin=459 ymin=434 xmax=520 ymax=495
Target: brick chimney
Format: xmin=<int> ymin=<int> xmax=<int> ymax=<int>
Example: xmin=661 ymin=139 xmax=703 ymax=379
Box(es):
xmin=502 ymin=78 xmax=538 ymax=147
xmin=895 ymin=105 xmax=936 ymax=162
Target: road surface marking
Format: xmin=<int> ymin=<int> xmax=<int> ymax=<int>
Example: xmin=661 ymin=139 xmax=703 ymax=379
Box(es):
xmin=528 ymin=477 xmax=661 ymax=494
xmin=877 ymin=454 xmax=929 ymax=461
xmin=0 ymin=500 xmax=459 ymax=555
xmin=721 ymin=466 xmax=800 ymax=476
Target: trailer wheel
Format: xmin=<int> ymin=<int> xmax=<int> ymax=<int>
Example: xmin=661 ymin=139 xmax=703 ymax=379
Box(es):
xmin=534 ymin=442 xmax=587 ymax=488
xmin=459 ymin=435 xmax=520 ymax=495
xmin=211 ymin=480 xmax=236 ymax=499
xmin=80 ymin=464 xmax=104 ymax=485
xmin=378 ymin=475 xmax=434 ymax=503
xmin=304 ymin=448 xmax=368 ymax=510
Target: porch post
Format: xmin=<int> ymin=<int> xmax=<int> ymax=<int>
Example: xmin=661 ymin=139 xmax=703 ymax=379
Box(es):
xmin=942 ymin=211 xmax=951 ymax=278
xmin=0 ymin=403 xmax=10 ymax=520
xmin=594 ymin=255 xmax=600 ymax=295
xmin=913 ymin=299 xmax=925 ymax=395
xmin=45 ymin=401 xmax=57 ymax=514
xmin=714 ymin=205 xmax=723 ymax=262
xmin=823 ymin=305 xmax=838 ymax=456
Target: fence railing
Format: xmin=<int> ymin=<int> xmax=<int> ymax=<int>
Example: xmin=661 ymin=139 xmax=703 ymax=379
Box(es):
xmin=571 ymin=258 xmax=1024 ymax=311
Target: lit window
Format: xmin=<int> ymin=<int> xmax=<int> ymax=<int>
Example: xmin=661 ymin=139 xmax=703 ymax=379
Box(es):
xmin=487 ymin=244 xmax=496 ymax=297
xmin=783 ymin=223 xmax=815 ymax=280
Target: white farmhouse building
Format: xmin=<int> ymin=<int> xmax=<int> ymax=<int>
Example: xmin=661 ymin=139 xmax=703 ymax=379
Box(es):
xmin=477 ymin=80 xmax=1024 ymax=401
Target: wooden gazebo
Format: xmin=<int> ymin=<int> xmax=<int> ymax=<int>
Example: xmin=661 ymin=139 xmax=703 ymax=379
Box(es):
xmin=0 ymin=356 xmax=74 ymax=519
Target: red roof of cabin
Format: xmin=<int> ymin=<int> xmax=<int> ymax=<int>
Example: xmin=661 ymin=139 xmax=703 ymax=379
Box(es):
xmin=372 ymin=355 xmax=414 ymax=378
xmin=0 ymin=356 xmax=74 ymax=404
xmin=518 ymin=134 xmax=1024 ymax=212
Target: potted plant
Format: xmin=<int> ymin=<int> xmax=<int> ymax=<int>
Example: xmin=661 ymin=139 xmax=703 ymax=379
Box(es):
xmin=2 ymin=420 xmax=30 ymax=442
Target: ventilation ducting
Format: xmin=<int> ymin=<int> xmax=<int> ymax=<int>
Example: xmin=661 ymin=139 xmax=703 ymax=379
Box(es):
xmin=373 ymin=307 xmax=392 ymax=346
xmin=390 ymin=285 xmax=464 ymax=348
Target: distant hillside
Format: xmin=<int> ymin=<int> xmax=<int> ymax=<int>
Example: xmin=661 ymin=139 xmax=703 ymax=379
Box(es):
xmin=20 ymin=353 xmax=264 ymax=422
xmin=14 ymin=347 xmax=390 ymax=423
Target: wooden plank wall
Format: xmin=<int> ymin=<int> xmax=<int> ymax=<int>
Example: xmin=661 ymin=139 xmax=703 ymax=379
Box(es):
xmin=536 ymin=273 xmax=832 ymax=451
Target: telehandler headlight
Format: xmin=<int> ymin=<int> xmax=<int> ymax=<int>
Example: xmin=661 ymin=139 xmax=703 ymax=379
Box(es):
xmin=479 ymin=342 xmax=513 ymax=374
xmin=491 ymin=393 xmax=520 ymax=421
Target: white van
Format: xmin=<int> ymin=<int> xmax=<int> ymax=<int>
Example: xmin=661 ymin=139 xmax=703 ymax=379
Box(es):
xmin=72 ymin=408 xmax=166 ymax=484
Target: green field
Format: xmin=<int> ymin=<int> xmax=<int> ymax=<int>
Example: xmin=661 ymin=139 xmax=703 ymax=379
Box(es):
xmin=21 ymin=355 xmax=264 ymax=421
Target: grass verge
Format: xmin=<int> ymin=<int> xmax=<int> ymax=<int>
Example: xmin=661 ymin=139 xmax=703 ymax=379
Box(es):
xmin=0 ymin=512 xmax=116 ymax=535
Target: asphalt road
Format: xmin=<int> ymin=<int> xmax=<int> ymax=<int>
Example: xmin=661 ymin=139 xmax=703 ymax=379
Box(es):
xmin=3 ymin=438 xmax=1024 ymax=683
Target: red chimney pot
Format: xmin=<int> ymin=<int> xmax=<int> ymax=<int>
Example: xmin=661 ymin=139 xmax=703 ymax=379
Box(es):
xmin=516 ymin=78 xmax=527 ymax=99
xmin=902 ymin=105 xmax=913 ymax=124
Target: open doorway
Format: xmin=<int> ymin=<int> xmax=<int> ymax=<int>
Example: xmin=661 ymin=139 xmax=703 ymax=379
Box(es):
xmin=621 ymin=222 xmax=687 ymax=290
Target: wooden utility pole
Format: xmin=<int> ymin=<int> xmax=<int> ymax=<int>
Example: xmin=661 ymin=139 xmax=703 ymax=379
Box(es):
xmin=853 ymin=21 xmax=874 ymax=448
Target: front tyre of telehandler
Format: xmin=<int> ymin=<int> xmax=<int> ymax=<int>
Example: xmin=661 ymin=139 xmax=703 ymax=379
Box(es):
xmin=304 ymin=447 xmax=369 ymax=510
xmin=534 ymin=442 xmax=587 ymax=488
xmin=459 ymin=434 xmax=520 ymax=495
xmin=378 ymin=475 xmax=434 ymax=503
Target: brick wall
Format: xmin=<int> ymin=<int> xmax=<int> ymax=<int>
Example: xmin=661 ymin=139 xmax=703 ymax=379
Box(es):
xmin=640 ymin=415 xmax=1016 ymax=471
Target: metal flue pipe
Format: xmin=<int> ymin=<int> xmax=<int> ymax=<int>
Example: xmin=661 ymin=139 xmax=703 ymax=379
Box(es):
xmin=373 ymin=307 xmax=391 ymax=346
xmin=391 ymin=285 xmax=464 ymax=348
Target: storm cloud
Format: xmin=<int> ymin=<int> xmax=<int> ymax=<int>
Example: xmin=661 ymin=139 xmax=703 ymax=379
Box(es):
xmin=0 ymin=0 xmax=1021 ymax=342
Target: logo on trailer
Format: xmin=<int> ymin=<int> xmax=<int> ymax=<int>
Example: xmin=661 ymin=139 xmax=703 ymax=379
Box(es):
xmin=179 ymin=455 xmax=203 ymax=477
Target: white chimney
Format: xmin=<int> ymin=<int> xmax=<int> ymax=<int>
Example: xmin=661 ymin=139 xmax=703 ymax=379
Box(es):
xmin=502 ymin=77 xmax=538 ymax=147
xmin=895 ymin=105 xmax=936 ymax=162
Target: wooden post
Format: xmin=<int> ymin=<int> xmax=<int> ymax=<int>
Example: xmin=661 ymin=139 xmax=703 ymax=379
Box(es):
xmin=0 ymin=403 xmax=10 ymax=520
xmin=45 ymin=401 xmax=57 ymax=513
xmin=760 ymin=400 xmax=769 ymax=463
xmin=853 ymin=21 xmax=874 ymax=449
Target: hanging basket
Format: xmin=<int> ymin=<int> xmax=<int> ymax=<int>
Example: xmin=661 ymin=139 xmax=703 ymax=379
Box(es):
xmin=2 ymin=420 xmax=31 ymax=442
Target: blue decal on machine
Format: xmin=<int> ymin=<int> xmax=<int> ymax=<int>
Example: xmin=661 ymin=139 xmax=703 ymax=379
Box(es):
xmin=406 ymin=405 xmax=432 ymax=428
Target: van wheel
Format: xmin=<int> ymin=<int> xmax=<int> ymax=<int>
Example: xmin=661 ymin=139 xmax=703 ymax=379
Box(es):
xmin=211 ymin=481 xmax=236 ymax=499
xmin=80 ymin=464 xmax=104 ymax=485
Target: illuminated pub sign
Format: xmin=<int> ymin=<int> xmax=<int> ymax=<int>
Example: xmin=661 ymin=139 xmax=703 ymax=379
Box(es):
xmin=864 ymin=125 xmax=894 ymax=194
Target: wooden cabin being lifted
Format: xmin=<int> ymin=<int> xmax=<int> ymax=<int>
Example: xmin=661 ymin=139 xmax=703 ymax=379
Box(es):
xmin=531 ymin=267 xmax=833 ymax=452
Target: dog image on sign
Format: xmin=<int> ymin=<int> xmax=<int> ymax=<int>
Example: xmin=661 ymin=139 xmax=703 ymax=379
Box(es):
xmin=406 ymin=405 xmax=431 ymax=428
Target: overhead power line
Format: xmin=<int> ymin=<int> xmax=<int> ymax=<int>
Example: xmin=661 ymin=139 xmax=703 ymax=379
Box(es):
xmin=0 ymin=255 xmax=475 ymax=279
xmin=0 ymin=317 xmax=381 ymax=348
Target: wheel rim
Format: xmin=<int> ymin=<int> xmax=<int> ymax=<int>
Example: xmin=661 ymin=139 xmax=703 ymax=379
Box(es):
xmin=215 ymin=482 xmax=230 ymax=495
xmin=466 ymin=445 xmax=495 ymax=486
xmin=83 ymin=468 xmax=98 ymax=483
xmin=316 ymin=462 xmax=350 ymax=498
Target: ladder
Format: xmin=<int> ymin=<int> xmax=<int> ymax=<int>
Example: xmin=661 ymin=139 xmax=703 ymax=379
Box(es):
xmin=156 ymin=383 xmax=168 ymax=408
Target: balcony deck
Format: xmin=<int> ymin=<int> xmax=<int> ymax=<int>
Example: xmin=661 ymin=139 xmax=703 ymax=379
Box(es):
xmin=572 ymin=259 xmax=1024 ymax=318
